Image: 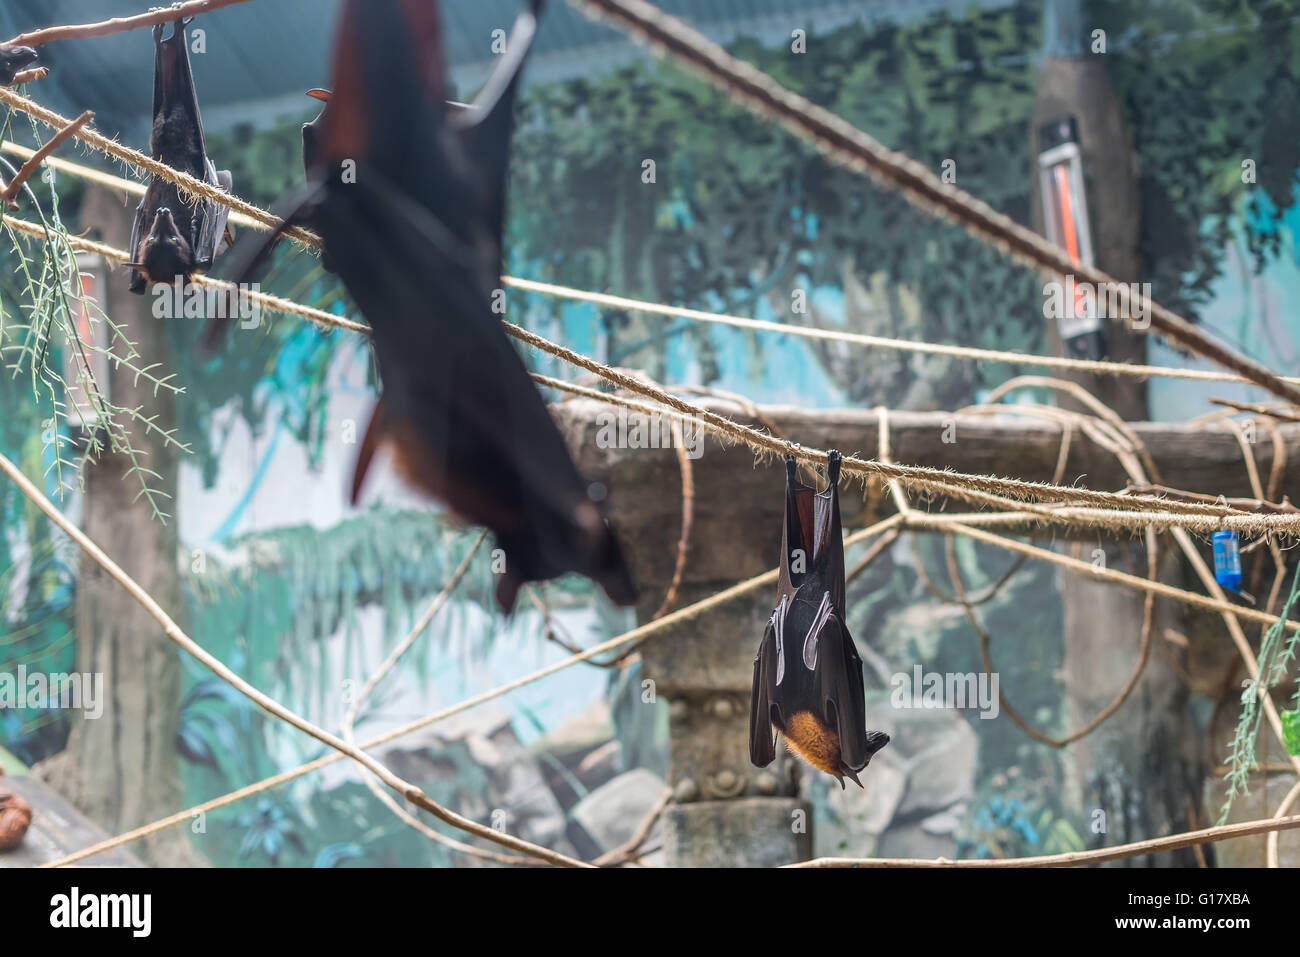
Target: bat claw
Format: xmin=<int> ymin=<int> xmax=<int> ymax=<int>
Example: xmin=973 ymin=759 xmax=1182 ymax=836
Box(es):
xmin=826 ymin=448 xmax=842 ymax=486
xmin=865 ymin=730 xmax=890 ymax=754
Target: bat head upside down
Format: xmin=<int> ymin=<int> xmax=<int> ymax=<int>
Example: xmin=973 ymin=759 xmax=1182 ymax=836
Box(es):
xmin=131 ymin=207 xmax=196 ymax=285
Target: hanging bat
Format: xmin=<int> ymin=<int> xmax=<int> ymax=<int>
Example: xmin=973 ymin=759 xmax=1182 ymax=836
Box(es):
xmin=126 ymin=18 xmax=232 ymax=293
xmin=226 ymin=0 xmax=634 ymax=612
xmin=0 ymin=43 xmax=38 ymax=86
xmin=750 ymin=451 xmax=890 ymax=788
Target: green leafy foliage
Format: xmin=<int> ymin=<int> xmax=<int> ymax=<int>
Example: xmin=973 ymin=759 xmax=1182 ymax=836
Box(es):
xmin=0 ymin=106 xmax=189 ymax=521
xmin=1219 ymin=563 xmax=1300 ymax=822
xmin=1282 ymin=708 xmax=1300 ymax=756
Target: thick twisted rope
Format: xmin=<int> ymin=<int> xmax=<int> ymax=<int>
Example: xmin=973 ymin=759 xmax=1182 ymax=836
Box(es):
xmin=529 ymin=372 xmax=1300 ymax=535
xmin=11 ymin=213 xmax=1285 ymax=535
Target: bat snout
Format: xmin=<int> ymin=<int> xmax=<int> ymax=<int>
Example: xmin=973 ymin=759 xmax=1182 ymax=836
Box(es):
xmin=139 ymin=209 xmax=195 ymax=283
xmin=148 ymin=207 xmax=180 ymax=236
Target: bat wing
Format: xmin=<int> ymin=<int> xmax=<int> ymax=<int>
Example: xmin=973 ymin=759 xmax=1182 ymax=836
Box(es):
xmin=819 ymin=450 xmax=846 ymax=616
xmin=318 ymin=0 xmax=452 ymax=174
xmin=204 ymin=183 xmax=322 ymax=353
xmin=154 ymin=19 xmax=210 ymax=175
xmin=127 ymin=198 xmax=148 ymax=294
xmin=777 ymin=455 xmax=808 ymax=599
xmin=267 ymin=0 xmax=633 ymax=608
xmin=779 ymin=451 xmax=846 ymax=610
xmin=314 ymin=0 xmax=479 ymax=254
xmin=194 ymin=164 xmax=233 ymax=270
xmin=812 ymin=614 xmax=875 ymax=772
xmin=316 ymin=174 xmax=634 ymax=609
xmin=749 ymin=608 xmax=782 ymax=767
xmin=452 ymin=0 xmax=542 ymax=247
xmin=149 ymin=25 xmax=167 ymax=120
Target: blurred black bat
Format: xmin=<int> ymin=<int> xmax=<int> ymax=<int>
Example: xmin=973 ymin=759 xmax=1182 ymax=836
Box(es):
xmin=126 ymin=17 xmax=232 ymax=293
xmin=299 ymin=89 xmax=469 ymax=275
xmin=0 ymin=43 xmax=38 ymax=85
xmin=750 ymin=451 xmax=890 ymax=788
xmin=226 ymin=0 xmax=634 ymax=612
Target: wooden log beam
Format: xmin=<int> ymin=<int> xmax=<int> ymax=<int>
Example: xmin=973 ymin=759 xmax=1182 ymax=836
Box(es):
xmin=554 ymin=398 xmax=1300 ymax=585
xmin=0 ymin=775 xmax=142 ymax=867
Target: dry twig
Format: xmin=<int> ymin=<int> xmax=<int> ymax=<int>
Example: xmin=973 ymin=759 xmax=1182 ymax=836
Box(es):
xmin=7 ymin=0 xmax=256 ymax=47
xmin=0 ymin=110 xmax=91 ymax=207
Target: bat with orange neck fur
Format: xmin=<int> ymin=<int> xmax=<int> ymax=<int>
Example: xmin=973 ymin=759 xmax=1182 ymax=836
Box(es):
xmin=750 ymin=451 xmax=890 ymax=788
